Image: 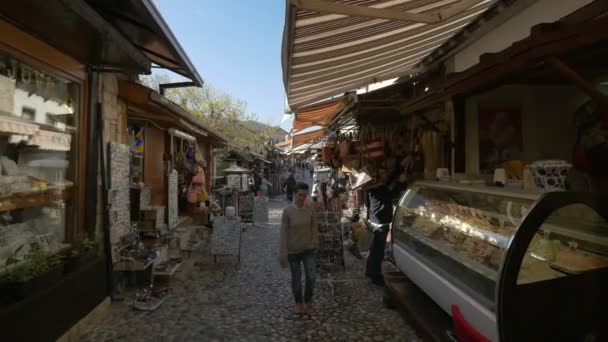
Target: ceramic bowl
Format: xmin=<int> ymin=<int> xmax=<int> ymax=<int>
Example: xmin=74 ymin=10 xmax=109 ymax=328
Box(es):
xmin=529 ymin=160 xmax=572 ymax=191
xmin=225 ymin=206 xmax=236 ymax=217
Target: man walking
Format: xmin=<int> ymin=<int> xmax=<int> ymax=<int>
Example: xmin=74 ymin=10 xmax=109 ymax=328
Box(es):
xmin=279 ymin=182 xmax=319 ymax=313
xmin=365 ymin=169 xmax=395 ymax=288
xmin=283 ymin=169 xmax=296 ymax=204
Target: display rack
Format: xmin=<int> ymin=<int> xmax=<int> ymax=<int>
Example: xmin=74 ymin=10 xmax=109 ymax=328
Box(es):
xmin=253 ymin=196 xmax=268 ymax=225
xmin=316 ymin=211 xmax=344 ymax=268
xmin=108 ymin=143 xmax=132 ymax=262
xmin=238 ymin=193 xmax=254 ymax=223
xmin=211 ymin=216 xmax=242 ymax=267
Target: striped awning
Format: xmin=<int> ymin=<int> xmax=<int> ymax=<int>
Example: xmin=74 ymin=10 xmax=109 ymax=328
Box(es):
xmin=289 ymin=143 xmax=313 ymax=154
xmin=293 ymin=95 xmax=350 ymax=130
xmin=292 ymin=128 xmax=327 ymax=146
xmin=282 ymin=0 xmax=497 ymax=110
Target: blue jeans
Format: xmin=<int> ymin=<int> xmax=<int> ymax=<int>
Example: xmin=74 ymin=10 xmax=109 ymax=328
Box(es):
xmin=288 ymin=249 xmax=316 ymax=304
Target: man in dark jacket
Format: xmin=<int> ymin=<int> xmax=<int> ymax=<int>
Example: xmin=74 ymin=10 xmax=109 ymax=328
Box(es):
xmin=365 ymin=168 xmax=398 ymax=287
xmin=284 ymin=169 xmax=296 ymax=204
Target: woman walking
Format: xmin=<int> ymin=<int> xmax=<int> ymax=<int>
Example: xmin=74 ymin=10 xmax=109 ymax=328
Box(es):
xmin=279 ymin=182 xmax=319 ymax=313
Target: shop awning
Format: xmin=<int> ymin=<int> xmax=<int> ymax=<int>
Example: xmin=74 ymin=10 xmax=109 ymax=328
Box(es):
xmin=292 ymin=94 xmax=352 ymax=130
xmin=276 ymin=139 xmax=293 ymax=148
xmin=86 ymin=0 xmax=203 ymax=85
xmin=118 ymin=80 xmax=228 ymax=145
xmin=288 ymin=143 xmax=312 ymax=155
xmin=292 ymin=128 xmax=326 ymax=146
xmin=0 ymin=0 xmax=149 ymax=73
xmin=282 ymin=0 xmax=497 ymax=110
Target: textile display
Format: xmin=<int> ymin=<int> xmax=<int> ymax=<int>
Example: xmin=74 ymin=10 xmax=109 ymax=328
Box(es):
xmin=131 ymin=127 xmax=144 ymax=158
xmin=361 ymin=138 xmax=383 ymax=159
xmin=238 ymin=193 xmax=254 ymax=223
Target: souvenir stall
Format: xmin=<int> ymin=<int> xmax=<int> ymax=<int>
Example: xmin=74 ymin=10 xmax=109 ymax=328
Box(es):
xmin=387 ymin=18 xmax=608 ymax=342
xmin=117 ymin=81 xmax=228 ymax=309
xmin=218 ymin=162 xmax=251 ymax=220
xmin=171 ymin=130 xmax=209 ymax=227
xmin=119 ymin=80 xmax=227 ymax=232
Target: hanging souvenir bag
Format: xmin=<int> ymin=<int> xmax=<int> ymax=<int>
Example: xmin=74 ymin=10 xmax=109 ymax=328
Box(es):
xmin=339 ymin=138 xmax=350 ymax=159
xmin=361 ymin=137 xmax=384 ymax=159
xmin=186 ymin=142 xmax=196 ymax=165
xmin=322 ymin=146 xmax=334 ymax=164
xmin=192 ymin=166 xmax=206 ymax=184
xmin=198 ymin=187 xmax=209 ymax=202
xmin=187 ymin=183 xmax=199 ymax=204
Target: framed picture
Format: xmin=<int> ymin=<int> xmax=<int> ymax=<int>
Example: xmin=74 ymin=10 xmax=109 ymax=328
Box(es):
xmin=478 ymin=107 xmax=523 ymax=173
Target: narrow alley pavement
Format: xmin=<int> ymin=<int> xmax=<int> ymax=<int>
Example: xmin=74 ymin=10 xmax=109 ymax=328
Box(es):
xmin=82 ymin=197 xmax=421 ymax=342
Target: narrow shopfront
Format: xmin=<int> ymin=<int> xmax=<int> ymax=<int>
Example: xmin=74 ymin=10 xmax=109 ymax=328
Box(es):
xmin=0 ymin=1 xmax=207 ymax=339
xmin=282 ymin=1 xmax=608 ymax=340
xmin=389 ymin=14 xmax=608 ymax=341
xmin=0 ymin=13 xmax=129 ymax=341
xmin=119 ymin=80 xmax=228 ymax=234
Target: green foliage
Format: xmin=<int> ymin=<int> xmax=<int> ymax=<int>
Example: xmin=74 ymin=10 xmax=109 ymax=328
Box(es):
xmin=5 ymin=243 xmax=62 ymax=283
xmin=70 ymin=237 xmax=98 ymax=258
xmin=139 ymin=73 xmax=278 ymax=153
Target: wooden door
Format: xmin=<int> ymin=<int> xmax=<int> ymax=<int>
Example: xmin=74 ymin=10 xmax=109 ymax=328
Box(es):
xmin=143 ymin=126 xmax=166 ymax=206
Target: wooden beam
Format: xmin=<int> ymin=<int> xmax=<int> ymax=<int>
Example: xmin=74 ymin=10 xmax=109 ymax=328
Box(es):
xmin=290 ymin=0 xmax=439 ymax=24
xmin=400 ymin=16 xmax=608 ymax=114
xmin=437 ymin=0 xmax=485 ymax=21
xmin=546 ymin=57 xmax=608 ymax=110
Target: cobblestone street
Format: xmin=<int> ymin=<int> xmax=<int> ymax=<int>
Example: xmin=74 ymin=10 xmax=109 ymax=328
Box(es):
xmin=82 ymin=198 xmax=421 ymax=342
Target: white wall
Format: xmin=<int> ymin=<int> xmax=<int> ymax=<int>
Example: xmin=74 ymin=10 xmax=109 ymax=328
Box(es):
xmin=453 ymin=0 xmax=593 ymax=72
xmin=465 ymin=84 xmax=586 ymax=175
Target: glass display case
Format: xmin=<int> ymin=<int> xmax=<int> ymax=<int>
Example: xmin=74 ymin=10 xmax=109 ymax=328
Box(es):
xmin=392 ymin=181 xmax=608 ymax=341
xmin=0 ymin=50 xmax=78 ymax=272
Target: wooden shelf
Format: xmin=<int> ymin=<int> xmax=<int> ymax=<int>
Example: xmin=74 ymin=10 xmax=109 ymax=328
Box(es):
xmin=0 ymin=188 xmax=72 ymax=212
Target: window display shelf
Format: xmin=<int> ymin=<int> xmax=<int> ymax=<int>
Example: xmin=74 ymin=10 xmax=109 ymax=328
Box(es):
xmin=407 ymin=228 xmax=499 ymax=282
xmin=0 ymin=188 xmax=72 ymax=212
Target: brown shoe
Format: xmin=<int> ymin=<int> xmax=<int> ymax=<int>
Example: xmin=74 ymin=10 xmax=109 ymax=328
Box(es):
xmin=294 ymin=303 xmax=305 ymax=314
xmin=303 ymin=304 xmax=314 ymax=312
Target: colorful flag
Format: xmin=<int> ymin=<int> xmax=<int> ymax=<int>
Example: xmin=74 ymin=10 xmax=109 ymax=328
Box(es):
xmin=131 ymin=127 xmax=144 ymax=158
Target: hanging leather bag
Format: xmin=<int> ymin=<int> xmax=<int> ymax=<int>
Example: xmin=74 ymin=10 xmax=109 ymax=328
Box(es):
xmin=192 ymin=166 xmax=206 ymax=184
xmin=187 ymin=183 xmax=199 ymax=203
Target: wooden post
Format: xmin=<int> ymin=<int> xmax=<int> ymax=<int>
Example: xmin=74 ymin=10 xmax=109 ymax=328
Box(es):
xmin=546 ymin=57 xmax=608 ymax=110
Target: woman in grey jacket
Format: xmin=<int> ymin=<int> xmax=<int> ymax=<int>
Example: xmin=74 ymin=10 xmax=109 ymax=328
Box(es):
xmin=279 ymin=182 xmax=319 ymax=313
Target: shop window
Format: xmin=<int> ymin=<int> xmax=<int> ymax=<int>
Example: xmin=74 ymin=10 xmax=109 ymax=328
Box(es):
xmin=0 ymin=51 xmax=79 ymax=271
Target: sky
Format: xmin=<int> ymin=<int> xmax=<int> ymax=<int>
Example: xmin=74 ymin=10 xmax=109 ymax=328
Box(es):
xmin=155 ymin=0 xmax=291 ymax=131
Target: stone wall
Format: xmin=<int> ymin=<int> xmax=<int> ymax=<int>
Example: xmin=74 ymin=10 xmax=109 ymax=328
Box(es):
xmin=95 ymin=74 xmax=128 ymax=246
